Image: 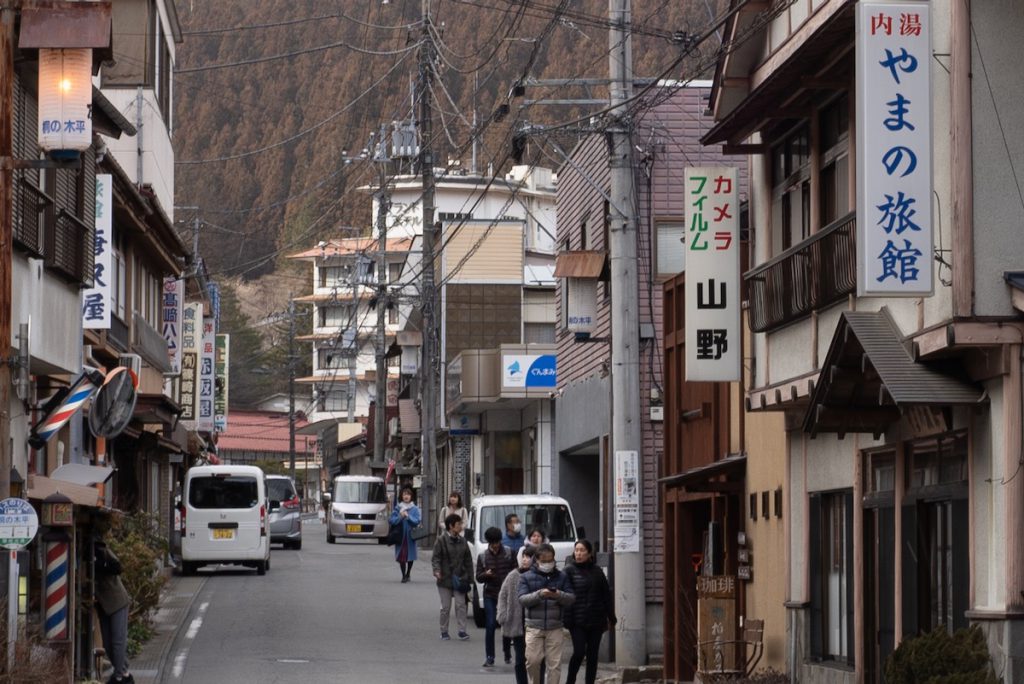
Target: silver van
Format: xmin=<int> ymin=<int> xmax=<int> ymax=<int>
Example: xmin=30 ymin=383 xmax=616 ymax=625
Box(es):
xmin=323 ymin=475 xmax=389 ymax=543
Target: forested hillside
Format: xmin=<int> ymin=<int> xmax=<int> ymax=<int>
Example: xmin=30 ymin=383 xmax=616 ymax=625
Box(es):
xmin=172 ymin=1 xmax=724 ymax=405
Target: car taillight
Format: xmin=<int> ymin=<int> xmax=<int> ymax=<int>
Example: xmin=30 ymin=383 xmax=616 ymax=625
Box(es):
xmin=283 ymin=495 xmax=301 ymax=510
xmin=179 ymin=505 xmax=186 ymax=533
xmin=260 ymin=504 xmax=267 ymax=536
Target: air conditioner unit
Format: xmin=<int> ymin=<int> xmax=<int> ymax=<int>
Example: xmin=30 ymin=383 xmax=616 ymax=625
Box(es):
xmin=118 ymin=353 xmax=142 ymax=378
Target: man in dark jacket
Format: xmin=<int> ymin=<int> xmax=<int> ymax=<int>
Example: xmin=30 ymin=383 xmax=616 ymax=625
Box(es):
xmin=476 ymin=526 xmax=516 ymax=667
xmin=518 ymin=543 xmax=575 ymax=684
xmin=432 ymin=513 xmax=475 ymax=640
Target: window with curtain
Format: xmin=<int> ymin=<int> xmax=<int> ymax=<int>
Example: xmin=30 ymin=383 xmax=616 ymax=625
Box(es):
xmin=656 ymin=221 xmax=686 ymax=278
xmin=809 ymin=489 xmax=854 ymax=663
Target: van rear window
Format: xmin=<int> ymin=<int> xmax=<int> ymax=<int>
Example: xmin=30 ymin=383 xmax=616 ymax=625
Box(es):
xmin=476 ymin=505 xmax=575 ymax=542
xmin=189 ymin=476 xmax=259 ymax=509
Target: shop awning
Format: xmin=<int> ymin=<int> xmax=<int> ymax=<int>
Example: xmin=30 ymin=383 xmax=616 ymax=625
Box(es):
xmin=51 ymin=463 xmax=113 ymax=486
xmin=18 ymin=2 xmax=114 ymax=70
xmin=659 ymin=455 xmax=746 ymax=492
xmin=399 ymin=398 xmax=420 ymax=435
xmin=804 ymin=310 xmax=987 ymax=436
xmin=27 ymin=474 xmax=102 ymax=508
xmin=553 ymin=251 xmax=608 ymax=279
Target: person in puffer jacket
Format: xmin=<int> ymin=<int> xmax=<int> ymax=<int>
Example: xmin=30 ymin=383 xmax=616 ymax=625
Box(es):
xmin=518 ymin=543 xmax=575 ymax=684
xmin=562 ymin=540 xmax=616 ymax=684
xmin=497 ymin=546 xmax=540 ymax=684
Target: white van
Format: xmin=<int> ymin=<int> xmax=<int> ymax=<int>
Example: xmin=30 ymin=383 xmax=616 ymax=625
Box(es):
xmin=465 ymin=494 xmax=581 ymax=627
xmin=180 ymin=465 xmax=271 ymax=576
xmin=323 ymin=475 xmax=389 ymax=543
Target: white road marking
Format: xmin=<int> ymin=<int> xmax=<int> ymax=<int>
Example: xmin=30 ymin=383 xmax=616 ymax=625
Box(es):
xmin=171 ymin=601 xmax=209 ymax=678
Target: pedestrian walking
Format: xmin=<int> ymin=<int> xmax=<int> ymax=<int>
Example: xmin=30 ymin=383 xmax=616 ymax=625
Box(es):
xmin=389 ymin=487 xmax=421 ymax=582
xmin=93 ymin=513 xmax=135 ymax=684
xmin=432 ymin=513 xmax=474 ymax=641
xmin=497 ymin=545 xmax=544 ymax=684
xmin=518 ymin=543 xmax=575 ymax=684
xmin=475 ymin=526 xmax=516 ymax=667
xmin=563 ymin=540 xmax=616 ymax=684
xmin=502 ymin=513 xmax=526 ymax=554
xmin=437 ymin=491 xmax=468 ymax=537
xmin=516 ymin=526 xmax=548 ymax=566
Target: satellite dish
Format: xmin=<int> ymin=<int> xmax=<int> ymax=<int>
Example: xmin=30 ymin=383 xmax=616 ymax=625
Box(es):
xmin=88 ymin=366 xmax=138 ymax=439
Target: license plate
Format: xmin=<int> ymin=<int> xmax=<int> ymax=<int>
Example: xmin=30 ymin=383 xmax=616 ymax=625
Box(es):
xmin=345 ymin=524 xmax=362 ymax=533
xmin=213 ymin=528 xmax=235 ymax=540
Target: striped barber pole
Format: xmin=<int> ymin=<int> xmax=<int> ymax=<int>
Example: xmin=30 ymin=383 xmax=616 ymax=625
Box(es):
xmin=44 ymin=540 xmax=69 ymax=639
xmin=32 ymin=374 xmax=100 ymax=446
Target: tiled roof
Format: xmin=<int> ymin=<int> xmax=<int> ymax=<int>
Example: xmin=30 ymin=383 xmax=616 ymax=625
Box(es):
xmin=287 ymin=237 xmax=413 ymax=260
xmin=216 ymin=410 xmax=315 ymax=454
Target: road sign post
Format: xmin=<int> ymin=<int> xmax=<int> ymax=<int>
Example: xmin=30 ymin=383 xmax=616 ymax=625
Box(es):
xmin=0 ymin=497 xmax=38 ymax=669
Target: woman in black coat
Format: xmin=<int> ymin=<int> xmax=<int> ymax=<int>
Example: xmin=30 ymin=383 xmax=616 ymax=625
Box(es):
xmin=562 ymin=540 xmax=616 ymax=684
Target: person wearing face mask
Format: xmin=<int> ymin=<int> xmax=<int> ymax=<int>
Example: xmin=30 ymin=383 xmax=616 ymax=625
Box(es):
xmin=518 ymin=543 xmax=575 ymax=684
xmin=497 ymin=545 xmax=542 ymax=684
xmin=502 ymin=513 xmax=525 ymax=554
xmin=562 ymin=540 xmax=616 ymax=684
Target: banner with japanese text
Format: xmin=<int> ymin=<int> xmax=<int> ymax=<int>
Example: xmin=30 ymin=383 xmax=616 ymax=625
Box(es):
xmin=82 ymin=175 xmax=112 ymax=329
xmin=179 ymin=303 xmax=203 ymax=429
xmin=214 ymin=334 xmax=229 ymax=432
xmin=685 ymin=167 xmax=740 ymax=382
xmin=198 ymin=317 xmax=216 ymax=432
xmin=162 ymin=278 xmax=184 ymax=374
xmin=856 ymin=1 xmax=932 ymax=295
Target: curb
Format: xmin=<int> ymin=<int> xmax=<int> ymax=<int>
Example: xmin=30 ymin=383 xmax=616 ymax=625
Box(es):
xmin=138 ymin=573 xmax=208 ymax=684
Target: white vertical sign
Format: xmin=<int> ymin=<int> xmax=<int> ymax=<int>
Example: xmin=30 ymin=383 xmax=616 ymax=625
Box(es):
xmin=179 ymin=303 xmax=202 ymax=430
xmin=83 ymin=174 xmax=112 ymax=329
xmin=685 ymin=167 xmax=741 ymax=381
xmin=613 ymin=450 xmax=640 ymax=553
xmin=162 ymin=278 xmax=184 ymax=374
xmin=198 ymin=317 xmax=216 ymax=432
xmin=856 ymin=1 xmax=932 ymax=295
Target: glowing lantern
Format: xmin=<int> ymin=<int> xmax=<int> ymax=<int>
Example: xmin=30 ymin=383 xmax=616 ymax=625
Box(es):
xmin=37 ymin=48 xmax=93 ymax=153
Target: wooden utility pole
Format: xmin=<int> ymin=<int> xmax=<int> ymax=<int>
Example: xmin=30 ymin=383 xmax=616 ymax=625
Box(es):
xmin=0 ymin=6 xmax=16 ymax=501
xmin=374 ymin=130 xmax=390 ymax=467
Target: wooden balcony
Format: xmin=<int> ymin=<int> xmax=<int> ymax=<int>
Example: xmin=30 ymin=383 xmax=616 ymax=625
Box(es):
xmin=745 ymin=211 xmax=856 ymax=333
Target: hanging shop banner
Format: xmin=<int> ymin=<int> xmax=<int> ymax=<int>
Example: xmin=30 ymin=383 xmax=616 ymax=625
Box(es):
xmin=162 ymin=278 xmax=184 ymax=374
xmin=179 ymin=303 xmax=202 ymax=429
xmin=214 ymin=334 xmax=230 ymax=433
xmin=856 ymin=1 xmax=932 ymax=295
xmin=613 ymin=450 xmax=640 ymax=553
xmin=82 ymin=174 xmax=112 ymax=329
xmin=684 ymin=166 xmax=740 ymax=382
xmin=198 ymin=317 xmax=216 ymax=432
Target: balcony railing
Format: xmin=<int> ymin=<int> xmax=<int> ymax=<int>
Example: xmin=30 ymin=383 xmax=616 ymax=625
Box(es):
xmin=745 ymin=211 xmax=857 ymax=333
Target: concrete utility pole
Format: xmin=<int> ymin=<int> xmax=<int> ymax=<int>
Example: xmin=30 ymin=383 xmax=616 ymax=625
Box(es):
xmin=608 ymin=0 xmax=646 ymax=665
xmin=288 ymin=295 xmax=297 ymax=480
xmin=0 ymin=5 xmax=14 ymax=501
xmin=374 ymin=129 xmax=390 ymax=466
xmin=418 ymin=0 xmax=437 ymax=538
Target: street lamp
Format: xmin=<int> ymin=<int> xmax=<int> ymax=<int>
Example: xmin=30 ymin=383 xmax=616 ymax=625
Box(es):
xmin=37 ymin=47 xmax=93 ymax=155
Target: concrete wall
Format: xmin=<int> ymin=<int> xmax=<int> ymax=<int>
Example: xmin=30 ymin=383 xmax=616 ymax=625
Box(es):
xmin=13 ymin=257 xmax=81 ymax=375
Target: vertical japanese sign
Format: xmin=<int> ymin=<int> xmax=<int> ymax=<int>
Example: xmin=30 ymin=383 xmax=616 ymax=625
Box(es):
xmin=214 ymin=334 xmax=229 ymax=433
xmin=162 ymin=278 xmax=184 ymax=374
xmin=179 ymin=303 xmax=202 ymax=429
xmin=684 ymin=167 xmax=740 ymax=381
xmin=856 ymin=2 xmax=932 ymax=295
xmin=198 ymin=317 xmax=216 ymax=432
xmin=613 ymin=450 xmax=640 ymax=553
xmin=82 ymin=175 xmax=112 ymax=329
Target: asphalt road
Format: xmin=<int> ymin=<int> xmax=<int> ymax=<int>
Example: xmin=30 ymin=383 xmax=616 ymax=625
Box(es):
xmin=161 ymin=519 xmax=511 ymax=684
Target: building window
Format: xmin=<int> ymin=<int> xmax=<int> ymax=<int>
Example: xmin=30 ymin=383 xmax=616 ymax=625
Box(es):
xmin=809 ymin=490 xmax=853 ymax=663
xmin=319 ymin=305 xmax=350 ymax=328
xmin=770 ymin=125 xmax=810 ymax=253
xmin=320 ymin=265 xmax=350 ymax=289
xmin=656 ymin=221 xmax=686 ymax=278
xmin=819 ymin=94 xmax=850 ymax=226
xmin=388 ymin=307 xmax=399 ymax=325
xmin=579 ymin=210 xmax=590 ymax=250
xmin=317 ymin=390 xmax=347 ymax=412
xmin=523 ymin=322 xmax=555 ymax=344
xmin=388 ymin=262 xmax=402 ymax=283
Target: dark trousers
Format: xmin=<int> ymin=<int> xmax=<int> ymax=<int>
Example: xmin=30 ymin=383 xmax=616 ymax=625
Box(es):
xmin=98 ymin=605 xmax=129 ymax=677
xmin=511 ymin=635 xmax=542 ymax=684
xmin=484 ymin=596 xmax=498 ymax=660
xmin=566 ymin=625 xmax=604 ymax=684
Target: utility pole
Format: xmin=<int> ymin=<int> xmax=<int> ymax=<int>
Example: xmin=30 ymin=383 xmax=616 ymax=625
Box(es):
xmin=288 ymin=295 xmax=296 ymax=480
xmin=374 ymin=127 xmax=390 ymax=466
xmin=0 ymin=5 xmax=14 ymax=502
xmin=418 ymin=0 xmax=437 ymax=538
xmin=608 ymin=0 xmax=646 ymax=665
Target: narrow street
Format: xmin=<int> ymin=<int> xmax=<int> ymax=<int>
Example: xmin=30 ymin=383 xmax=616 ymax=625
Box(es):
xmin=158 ymin=519 xmax=508 ymax=684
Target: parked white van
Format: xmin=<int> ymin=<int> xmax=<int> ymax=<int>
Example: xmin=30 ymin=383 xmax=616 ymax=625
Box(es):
xmin=465 ymin=494 xmax=581 ymax=627
xmin=180 ymin=465 xmax=271 ymax=576
xmin=323 ymin=475 xmax=389 ymax=543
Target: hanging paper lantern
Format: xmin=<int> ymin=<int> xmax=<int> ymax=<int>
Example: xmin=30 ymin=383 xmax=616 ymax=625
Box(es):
xmin=37 ymin=48 xmax=93 ymax=153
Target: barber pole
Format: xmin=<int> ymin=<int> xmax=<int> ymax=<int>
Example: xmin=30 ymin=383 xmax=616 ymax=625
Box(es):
xmin=44 ymin=540 xmax=69 ymax=639
xmin=31 ymin=373 xmax=101 ymax=447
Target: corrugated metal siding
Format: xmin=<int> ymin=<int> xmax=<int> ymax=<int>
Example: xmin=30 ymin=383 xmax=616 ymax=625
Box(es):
xmin=443 ymin=222 xmax=523 ymax=282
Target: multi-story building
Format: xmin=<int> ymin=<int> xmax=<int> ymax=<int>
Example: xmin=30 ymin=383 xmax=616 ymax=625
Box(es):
xmin=702 ymin=1 xmax=1024 ymax=681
